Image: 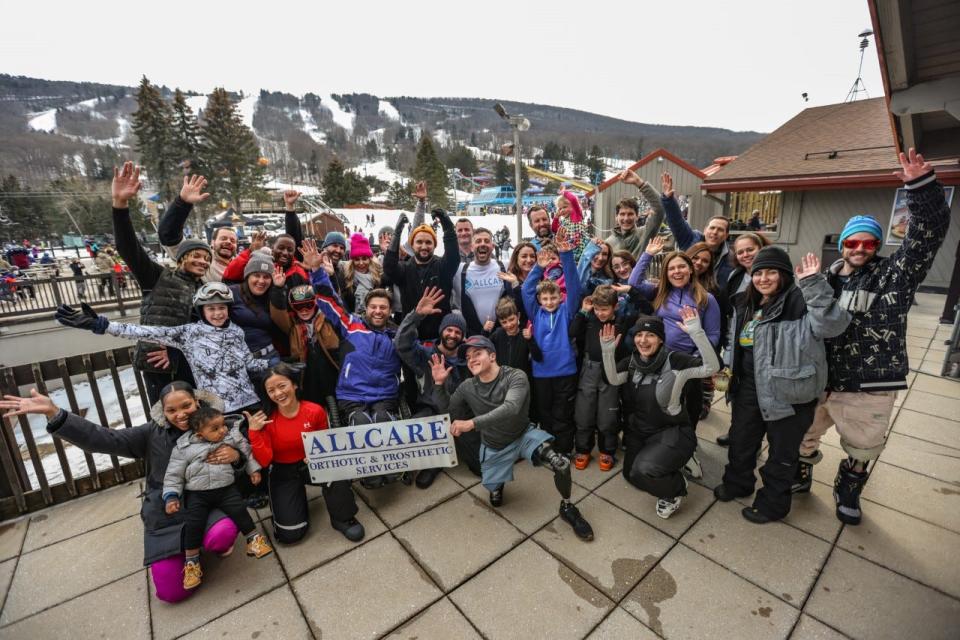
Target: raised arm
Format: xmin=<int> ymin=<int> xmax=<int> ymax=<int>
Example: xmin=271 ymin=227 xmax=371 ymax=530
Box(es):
xmin=383 ymin=213 xmax=409 ymax=281
xmin=627 ymin=241 xmax=660 ymax=298
xmin=795 ymin=254 xmax=851 ymax=340
xmin=664 ymin=308 xmax=720 ymax=415
xmin=636 ymin=181 xmax=665 ymax=250
xmin=436 ymin=208 xmax=460 ymax=287
xmin=401 ymin=185 xmax=427 ymax=255
xmin=659 ymin=172 xmax=697 ymax=250
xmin=112 ymin=162 xmax=162 ymax=289
xmin=283 ymin=190 xmax=305 ymax=262
xmin=599 ymin=325 xmax=628 ymax=386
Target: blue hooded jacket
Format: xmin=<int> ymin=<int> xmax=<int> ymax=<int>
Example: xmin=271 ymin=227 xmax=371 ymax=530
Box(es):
xmin=522 ymin=249 xmax=580 ymax=378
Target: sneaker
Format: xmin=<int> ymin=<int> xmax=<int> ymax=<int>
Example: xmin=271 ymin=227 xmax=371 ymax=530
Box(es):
xmin=489 ymin=486 xmax=504 ymax=507
xmin=331 ymin=518 xmax=365 ymax=542
xmin=834 ymin=461 xmax=867 ymax=525
xmin=656 ymin=496 xmax=682 ymax=519
xmin=182 ymin=561 xmax=202 ymax=590
xmin=245 ymin=533 xmax=273 ymax=558
xmin=741 ymin=506 xmax=775 ymax=524
xmin=682 ymin=452 xmax=703 ymax=479
xmin=598 ymin=454 xmax=615 ymax=472
xmin=559 ymin=502 xmax=594 ymax=541
xmin=791 ymin=461 xmax=813 ymax=494
xmin=574 ymin=453 xmax=591 ymax=471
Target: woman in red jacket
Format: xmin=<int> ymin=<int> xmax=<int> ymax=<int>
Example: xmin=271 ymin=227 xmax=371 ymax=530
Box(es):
xmin=248 ymin=363 xmax=364 ymax=543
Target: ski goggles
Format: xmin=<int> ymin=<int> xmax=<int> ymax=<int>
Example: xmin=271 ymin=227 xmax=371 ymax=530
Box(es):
xmin=194 ymin=282 xmax=233 ymax=303
xmin=288 ymin=285 xmax=317 ymax=311
xmin=842 ymin=238 xmax=880 ymax=251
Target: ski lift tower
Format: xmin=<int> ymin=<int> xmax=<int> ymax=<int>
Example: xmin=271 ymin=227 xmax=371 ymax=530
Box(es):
xmin=493 ymin=103 xmax=530 ymax=240
xmin=845 ymin=29 xmax=874 ymax=102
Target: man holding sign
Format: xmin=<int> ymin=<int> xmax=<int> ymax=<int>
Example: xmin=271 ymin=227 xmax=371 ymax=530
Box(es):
xmin=431 ymin=335 xmax=595 ymax=541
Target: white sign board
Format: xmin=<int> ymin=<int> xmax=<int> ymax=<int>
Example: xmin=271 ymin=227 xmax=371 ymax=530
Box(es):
xmin=301 ymin=414 xmax=457 ymax=483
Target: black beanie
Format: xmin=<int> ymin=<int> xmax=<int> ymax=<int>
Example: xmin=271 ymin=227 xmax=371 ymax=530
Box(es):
xmin=750 ymin=246 xmax=793 ymax=275
xmin=631 ymin=315 xmax=666 ymax=341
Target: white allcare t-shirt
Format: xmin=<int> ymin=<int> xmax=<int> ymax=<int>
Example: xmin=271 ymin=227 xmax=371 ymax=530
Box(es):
xmin=456 ymin=260 xmax=504 ymax=325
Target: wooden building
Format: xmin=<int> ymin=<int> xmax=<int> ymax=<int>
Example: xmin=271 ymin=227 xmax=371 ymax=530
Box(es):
xmin=590 ymin=149 xmax=723 ymax=238
xmin=702 ymin=96 xmax=960 ymax=291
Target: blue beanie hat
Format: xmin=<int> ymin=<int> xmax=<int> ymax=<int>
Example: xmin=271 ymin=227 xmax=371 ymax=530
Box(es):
xmin=322 ymin=231 xmax=347 ymax=250
xmin=838 ymin=215 xmax=883 ymax=250
xmin=439 ymin=313 xmax=467 ymax=336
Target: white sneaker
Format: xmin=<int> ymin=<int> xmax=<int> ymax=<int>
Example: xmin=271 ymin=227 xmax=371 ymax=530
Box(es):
xmin=682 ymin=452 xmax=703 ymax=479
xmin=656 ymin=496 xmax=682 ymax=519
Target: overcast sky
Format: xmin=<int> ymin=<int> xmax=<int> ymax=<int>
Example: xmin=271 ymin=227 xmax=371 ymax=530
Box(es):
xmin=1 ymin=0 xmax=883 ymax=133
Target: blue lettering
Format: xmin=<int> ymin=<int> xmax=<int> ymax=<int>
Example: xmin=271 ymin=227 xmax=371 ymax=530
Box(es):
xmin=387 ymin=427 xmax=404 ymax=446
xmin=326 ymin=431 xmax=345 ymax=452
xmin=407 ymin=423 xmax=426 ymax=443
xmin=309 ymin=436 xmax=327 ymax=455
xmin=429 ymin=420 xmax=445 ymax=441
xmin=347 ymin=430 xmax=366 ymax=450
xmin=364 ymin=429 xmax=383 ymax=448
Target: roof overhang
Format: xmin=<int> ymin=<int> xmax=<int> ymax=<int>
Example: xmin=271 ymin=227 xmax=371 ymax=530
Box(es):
xmin=704 ymin=164 xmax=960 ymax=193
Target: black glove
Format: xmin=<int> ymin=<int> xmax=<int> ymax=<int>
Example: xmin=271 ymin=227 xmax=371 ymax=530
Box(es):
xmin=431 ymin=207 xmax=453 ymax=231
xmin=55 ymin=303 xmax=109 ymax=334
xmin=395 ymin=213 xmax=409 ymax=232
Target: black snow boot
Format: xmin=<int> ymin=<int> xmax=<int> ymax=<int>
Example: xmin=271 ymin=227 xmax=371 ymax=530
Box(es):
xmin=834 ymin=460 xmax=867 ymax=525
xmin=791 ymin=461 xmax=813 ymax=494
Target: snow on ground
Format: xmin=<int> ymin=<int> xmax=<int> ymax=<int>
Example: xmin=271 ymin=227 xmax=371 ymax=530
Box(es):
xmin=465 ymin=144 xmax=498 ymax=161
xmin=299 ymin=108 xmax=327 ymax=143
xmin=28 ymin=108 xmax=57 ymax=132
xmin=366 ymin=128 xmax=385 ymax=146
xmin=433 ymin=129 xmax=451 ymax=147
xmin=356 ymin=159 xmax=403 ymax=184
xmin=323 ymin=94 xmax=354 ymax=132
xmin=264 ymin=179 xmax=321 ymax=196
xmin=378 ymin=99 xmax=400 ymax=121
xmin=185 ymin=94 xmax=208 ymax=114
xmin=66 ymin=97 xmax=101 ymax=112
xmin=237 ymin=94 xmax=258 ymax=129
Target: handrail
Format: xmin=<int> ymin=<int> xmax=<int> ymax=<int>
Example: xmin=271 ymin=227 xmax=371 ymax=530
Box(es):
xmin=0 ymin=273 xmax=142 ymax=320
xmin=0 ymin=346 xmax=151 ymax=521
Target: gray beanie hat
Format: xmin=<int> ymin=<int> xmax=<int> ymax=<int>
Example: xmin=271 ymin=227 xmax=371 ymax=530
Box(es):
xmin=244 ymin=253 xmax=274 ymax=279
xmin=439 ymin=313 xmax=467 ymax=336
xmin=175 ymin=239 xmax=212 ymax=262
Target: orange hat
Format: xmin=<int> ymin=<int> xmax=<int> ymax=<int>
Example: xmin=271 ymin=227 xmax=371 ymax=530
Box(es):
xmin=410 ymin=224 xmax=437 ymax=245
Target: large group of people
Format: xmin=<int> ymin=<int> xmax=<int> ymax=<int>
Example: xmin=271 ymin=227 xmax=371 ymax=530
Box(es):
xmin=0 ymin=149 xmax=950 ymax=604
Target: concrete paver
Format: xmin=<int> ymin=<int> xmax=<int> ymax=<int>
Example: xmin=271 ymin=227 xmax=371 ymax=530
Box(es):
xmin=0 ymin=558 xmax=17 ymax=614
xmin=891 ymin=409 xmax=960 ymax=449
xmin=450 ymin=540 xmax=613 ymax=640
xmin=683 ymin=501 xmax=831 ymax=604
xmin=0 ymin=515 xmax=142 ymax=625
xmin=806 ymin=549 xmax=960 ymax=640
xmin=623 ymin=544 xmax=799 ymax=639
xmin=180 ymin=585 xmax=312 ymax=640
xmin=393 ymin=492 xmax=523 ymax=591
xmin=150 ymin=523 xmax=286 ymax=640
xmin=901 ymin=389 xmax=960 ymax=420
xmin=595 ymin=474 xmax=715 ymax=539
xmin=789 ymin=614 xmax=850 ymax=640
xmin=0 ymin=572 xmax=150 ymax=640
xmin=880 ymin=432 xmax=960 ymax=483
xmin=862 ymin=462 xmax=960 ymax=534
xmin=587 ymin=607 xmax=659 ymax=639
xmin=385 ymin=597 xmax=481 ymax=639
xmin=0 ymin=520 xmax=27 ymax=563
xmin=357 ymin=472 xmax=463 ymax=527
xmin=293 ymin=534 xmax=442 ymax=639
xmin=22 ymin=480 xmax=142 ymax=552
xmin=534 ymin=495 xmax=673 ymax=601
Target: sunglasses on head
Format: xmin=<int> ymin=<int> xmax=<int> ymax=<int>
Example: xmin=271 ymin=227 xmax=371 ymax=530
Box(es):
xmin=842 ymin=238 xmax=880 ymax=251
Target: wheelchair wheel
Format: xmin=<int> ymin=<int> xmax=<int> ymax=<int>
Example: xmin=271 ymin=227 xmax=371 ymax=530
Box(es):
xmin=325 ymin=396 xmax=342 ymax=428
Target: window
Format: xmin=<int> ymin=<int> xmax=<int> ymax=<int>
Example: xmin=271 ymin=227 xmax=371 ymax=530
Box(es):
xmin=727 ymin=191 xmax=782 ymax=235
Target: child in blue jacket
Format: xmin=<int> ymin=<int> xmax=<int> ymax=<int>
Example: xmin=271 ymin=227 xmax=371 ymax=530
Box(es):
xmin=521 ymin=229 xmax=580 ymax=455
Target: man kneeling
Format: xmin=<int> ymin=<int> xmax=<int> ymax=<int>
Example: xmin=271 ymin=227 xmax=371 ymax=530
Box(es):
xmin=430 ymin=335 xmax=594 ymax=541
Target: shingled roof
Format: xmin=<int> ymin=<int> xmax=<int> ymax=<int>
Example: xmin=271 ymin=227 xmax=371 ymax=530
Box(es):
xmin=703 ymin=98 xmax=902 ymax=191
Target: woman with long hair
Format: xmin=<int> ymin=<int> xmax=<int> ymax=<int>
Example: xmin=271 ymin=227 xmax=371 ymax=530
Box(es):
xmin=716 ymin=232 xmax=771 ymax=446
xmin=498 ymin=241 xmax=538 ymax=325
xmin=714 ymin=248 xmax=848 ymax=524
xmin=228 ymin=252 xmax=284 ymax=361
xmin=685 ymin=241 xmax=724 ymax=419
xmin=341 ymin=234 xmax=383 ymax=314
xmin=248 ymin=363 xmax=365 ymax=543
xmin=0 ymin=383 xmax=242 ymax=603
xmin=577 ymin=238 xmax=615 ymax=296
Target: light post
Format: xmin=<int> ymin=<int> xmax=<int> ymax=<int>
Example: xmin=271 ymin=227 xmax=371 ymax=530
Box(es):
xmin=494 ymin=103 xmax=530 ymax=240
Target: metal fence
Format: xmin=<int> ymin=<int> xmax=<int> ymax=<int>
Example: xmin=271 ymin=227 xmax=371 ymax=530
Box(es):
xmin=0 ymin=273 xmax=142 ymax=320
xmin=0 ymin=346 xmax=150 ymax=521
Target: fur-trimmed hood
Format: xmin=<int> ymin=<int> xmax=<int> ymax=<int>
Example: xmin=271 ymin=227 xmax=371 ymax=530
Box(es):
xmin=149 ymin=388 xmax=225 ymax=428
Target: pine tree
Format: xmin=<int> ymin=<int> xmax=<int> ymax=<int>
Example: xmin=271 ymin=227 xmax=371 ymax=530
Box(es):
xmin=200 ymin=88 xmax=266 ymax=210
xmin=131 ymin=76 xmax=177 ymax=201
xmin=0 ymin=175 xmax=52 ymax=242
xmin=413 ymin=134 xmax=449 ymax=208
xmin=443 ymin=144 xmax=479 ymax=177
xmin=322 ymin=159 xmax=369 ymax=207
xmin=388 ymin=181 xmax=415 ymax=210
xmin=494 ymin=157 xmax=511 ymax=186
xmin=572 ymin=149 xmax=589 ymax=178
xmin=170 ymin=89 xmax=205 ymax=177
xmin=587 ymin=145 xmax=605 ymax=185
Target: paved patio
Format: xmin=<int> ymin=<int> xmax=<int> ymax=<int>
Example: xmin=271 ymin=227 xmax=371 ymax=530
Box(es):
xmin=0 ymin=293 xmax=957 ymax=639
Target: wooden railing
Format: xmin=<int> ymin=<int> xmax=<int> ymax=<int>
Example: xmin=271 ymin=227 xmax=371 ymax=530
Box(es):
xmin=0 ymin=273 xmax=142 ymax=320
xmin=0 ymin=346 xmax=150 ymax=520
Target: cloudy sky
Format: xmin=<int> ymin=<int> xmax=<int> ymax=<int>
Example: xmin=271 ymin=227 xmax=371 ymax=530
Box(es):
xmin=1 ymin=0 xmax=883 ymax=133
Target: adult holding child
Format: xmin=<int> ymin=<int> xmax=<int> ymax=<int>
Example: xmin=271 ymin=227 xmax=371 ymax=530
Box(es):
xmin=0 ymin=383 xmax=246 ymax=603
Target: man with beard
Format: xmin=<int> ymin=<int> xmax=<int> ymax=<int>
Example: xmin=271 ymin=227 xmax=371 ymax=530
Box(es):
xmin=605 ymin=169 xmax=665 ymax=258
xmin=158 ymin=174 xmax=236 ymax=283
xmin=455 ymin=218 xmax=474 ymax=263
xmin=526 ymin=205 xmax=553 ymax=250
xmin=452 ymin=228 xmax=512 ymax=336
xmin=384 ymin=206 xmax=459 ymax=340
xmin=795 ymin=149 xmax=951 ymax=526
xmin=110 ymin=162 xmax=211 ymax=403
xmin=430 ymin=335 xmax=594 ymax=540
xmin=659 ymin=172 xmax=733 ymax=286
xmin=394 ymin=287 xmax=480 ymax=488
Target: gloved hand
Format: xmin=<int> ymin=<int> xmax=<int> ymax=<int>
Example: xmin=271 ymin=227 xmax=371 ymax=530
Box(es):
xmin=55 ymin=303 xmax=109 ymax=334
xmin=431 ymin=207 xmax=453 ymax=230
xmin=395 ymin=213 xmax=409 ymax=232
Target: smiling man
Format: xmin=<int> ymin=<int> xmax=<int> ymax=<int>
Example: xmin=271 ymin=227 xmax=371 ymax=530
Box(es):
xmin=452 ymin=228 xmax=512 ymax=335
xmin=526 ymin=205 xmax=553 ymax=250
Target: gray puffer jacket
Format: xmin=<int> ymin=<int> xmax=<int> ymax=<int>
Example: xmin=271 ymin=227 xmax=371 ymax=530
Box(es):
xmin=731 ymin=274 xmax=850 ymax=421
xmin=162 ymin=425 xmax=258 ymax=500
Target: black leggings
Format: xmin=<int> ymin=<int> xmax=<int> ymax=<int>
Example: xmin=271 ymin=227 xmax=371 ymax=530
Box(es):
xmin=532 ymin=374 xmax=577 ymax=454
xmin=623 ymin=426 xmax=697 ymax=500
xmin=182 ymin=485 xmax=255 ymax=549
xmin=268 ymin=462 xmax=358 ymax=544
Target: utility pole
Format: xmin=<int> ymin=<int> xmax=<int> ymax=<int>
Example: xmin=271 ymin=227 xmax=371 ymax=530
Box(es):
xmin=494 ymin=103 xmax=531 ymax=240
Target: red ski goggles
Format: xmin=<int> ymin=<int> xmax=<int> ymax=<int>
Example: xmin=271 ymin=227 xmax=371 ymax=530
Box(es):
xmin=842 ymin=238 xmax=881 ymax=251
